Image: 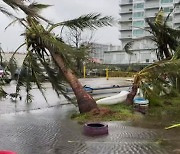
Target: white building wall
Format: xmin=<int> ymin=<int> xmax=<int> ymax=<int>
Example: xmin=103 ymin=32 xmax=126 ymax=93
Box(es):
xmin=3 ymin=53 xmax=26 ymax=66
xmin=104 ymin=50 xmax=157 ymax=64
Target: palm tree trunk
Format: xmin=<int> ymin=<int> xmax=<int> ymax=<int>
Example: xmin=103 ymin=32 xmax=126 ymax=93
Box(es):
xmin=51 ymin=52 xmax=99 ymax=113
xmin=126 ymin=84 xmax=138 ymax=105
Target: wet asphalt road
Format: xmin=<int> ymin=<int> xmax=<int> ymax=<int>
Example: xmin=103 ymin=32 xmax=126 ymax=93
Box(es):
xmin=0 ymin=107 xmax=168 ymax=154
xmin=0 ymin=78 xmax=169 ymax=154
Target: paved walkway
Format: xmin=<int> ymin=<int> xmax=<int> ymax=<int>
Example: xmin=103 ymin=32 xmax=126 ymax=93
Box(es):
xmin=0 ymin=106 xmax=169 ymax=154
xmin=0 ymin=78 xmax=170 ymax=154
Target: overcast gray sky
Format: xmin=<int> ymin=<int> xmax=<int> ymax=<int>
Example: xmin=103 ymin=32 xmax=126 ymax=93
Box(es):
xmin=0 ymin=0 xmax=120 ymax=52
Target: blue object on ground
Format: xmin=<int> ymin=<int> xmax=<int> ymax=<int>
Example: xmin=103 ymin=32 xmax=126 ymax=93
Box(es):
xmin=66 ymin=86 xmax=93 ymax=93
xmin=134 ymin=97 xmax=149 ymax=105
xmin=83 ymin=86 xmax=93 ymax=93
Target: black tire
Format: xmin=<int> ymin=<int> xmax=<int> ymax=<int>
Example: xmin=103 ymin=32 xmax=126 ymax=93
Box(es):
xmin=83 ymin=123 xmax=108 ymax=136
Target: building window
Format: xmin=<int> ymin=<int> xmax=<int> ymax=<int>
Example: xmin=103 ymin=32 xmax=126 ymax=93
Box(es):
xmin=133 ymin=12 xmax=144 ymax=18
xmin=133 ymin=29 xmax=144 ymax=37
xmin=132 ymin=20 xmax=144 ymax=27
xmin=134 ymin=3 xmax=144 ymax=10
xmin=163 ymin=7 xmax=173 ymax=13
xmin=161 ymin=0 xmax=173 ymax=4
xmin=146 ymin=59 xmax=150 ymax=63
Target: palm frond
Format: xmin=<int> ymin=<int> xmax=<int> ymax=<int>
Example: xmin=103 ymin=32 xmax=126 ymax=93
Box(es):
xmin=0 ymin=86 xmax=7 ymax=98
xmin=49 ymin=13 xmax=113 ymax=32
xmin=135 ymin=58 xmax=180 ymax=99
xmin=3 ymin=0 xmax=27 ymax=9
xmin=173 ymin=45 xmax=180 ymax=59
xmin=5 ymin=18 xmax=19 ymax=30
xmin=155 ymin=8 xmax=164 ymax=26
xmin=28 ymin=2 xmax=51 ymax=12
xmin=28 ymin=51 xmax=49 ymax=104
xmin=0 ymin=5 xmax=15 ymax=17
xmin=165 ymin=123 xmax=180 ymax=130
xmin=3 ymin=0 xmax=50 ymax=22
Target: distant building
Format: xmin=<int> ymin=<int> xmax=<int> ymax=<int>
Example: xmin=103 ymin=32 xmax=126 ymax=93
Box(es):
xmin=104 ymin=48 xmax=157 ymax=64
xmin=3 ymin=52 xmax=26 ymax=66
xmin=88 ymin=43 xmax=121 ymax=64
xmin=88 ymin=42 xmax=157 ymax=65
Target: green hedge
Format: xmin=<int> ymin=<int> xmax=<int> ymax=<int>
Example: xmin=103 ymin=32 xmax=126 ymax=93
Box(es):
xmin=109 ymin=71 xmax=136 ymax=77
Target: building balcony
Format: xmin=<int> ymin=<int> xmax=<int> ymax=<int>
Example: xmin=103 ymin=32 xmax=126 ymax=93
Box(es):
xmin=145 ymin=3 xmax=159 ymax=9
xmin=145 ymin=11 xmax=158 ymax=18
xmin=119 ymin=18 xmax=132 ymax=23
xmin=174 ymin=8 xmax=180 ymax=14
xmin=120 ymin=35 xmax=132 ymax=39
xmin=174 ymin=11 xmax=180 ymax=14
xmin=120 ymin=6 xmax=133 ymax=13
xmin=120 ymin=23 xmax=132 ymax=29
xmin=119 ymin=10 xmax=132 ymax=14
xmin=175 ymin=0 xmax=180 ymax=3
xmin=173 ymin=18 xmax=180 ymax=24
xmin=174 ymin=23 xmax=180 ymax=28
xmin=119 ymin=28 xmax=132 ymax=31
xmin=119 ymin=0 xmax=133 ymax=6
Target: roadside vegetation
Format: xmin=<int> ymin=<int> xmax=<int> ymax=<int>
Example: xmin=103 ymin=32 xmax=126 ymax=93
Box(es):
xmin=132 ymin=95 xmax=180 ymax=128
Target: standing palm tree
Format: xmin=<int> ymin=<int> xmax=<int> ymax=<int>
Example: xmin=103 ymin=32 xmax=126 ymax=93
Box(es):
xmin=126 ymin=8 xmax=180 ymax=104
xmin=146 ymin=8 xmax=179 ymax=60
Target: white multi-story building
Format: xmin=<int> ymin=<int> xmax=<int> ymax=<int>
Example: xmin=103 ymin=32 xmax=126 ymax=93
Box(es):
xmin=89 ymin=0 xmax=180 ymax=65
xmin=119 ymin=0 xmax=180 ymax=49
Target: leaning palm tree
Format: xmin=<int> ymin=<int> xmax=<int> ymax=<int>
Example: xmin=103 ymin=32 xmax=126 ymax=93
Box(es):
xmin=7 ymin=13 xmax=113 ymax=113
xmin=0 ymin=1 xmax=113 ymax=113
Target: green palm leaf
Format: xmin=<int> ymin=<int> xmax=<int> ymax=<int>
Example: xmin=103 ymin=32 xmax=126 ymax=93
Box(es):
xmin=49 ymin=13 xmax=113 ymax=32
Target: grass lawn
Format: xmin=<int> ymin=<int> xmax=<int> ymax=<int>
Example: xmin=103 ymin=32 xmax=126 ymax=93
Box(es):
xmin=71 ymin=103 xmax=142 ymax=124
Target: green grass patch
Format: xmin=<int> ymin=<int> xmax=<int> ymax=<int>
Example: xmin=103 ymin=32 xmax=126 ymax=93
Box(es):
xmin=71 ymin=103 xmax=141 ymax=124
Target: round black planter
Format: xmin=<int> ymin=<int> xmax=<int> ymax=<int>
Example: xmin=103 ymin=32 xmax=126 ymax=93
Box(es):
xmin=83 ymin=123 xmax=108 ymax=136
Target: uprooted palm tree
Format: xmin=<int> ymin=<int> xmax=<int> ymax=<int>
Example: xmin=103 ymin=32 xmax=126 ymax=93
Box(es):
xmin=5 ymin=13 xmax=113 ymax=114
xmin=125 ymin=8 xmax=180 ymax=104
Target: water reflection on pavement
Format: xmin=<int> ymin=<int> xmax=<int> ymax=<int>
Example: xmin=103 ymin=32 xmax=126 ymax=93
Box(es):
xmin=0 ymin=107 xmax=168 ymax=154
xmin=0 ymin=78 xmax=170 ymax=154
